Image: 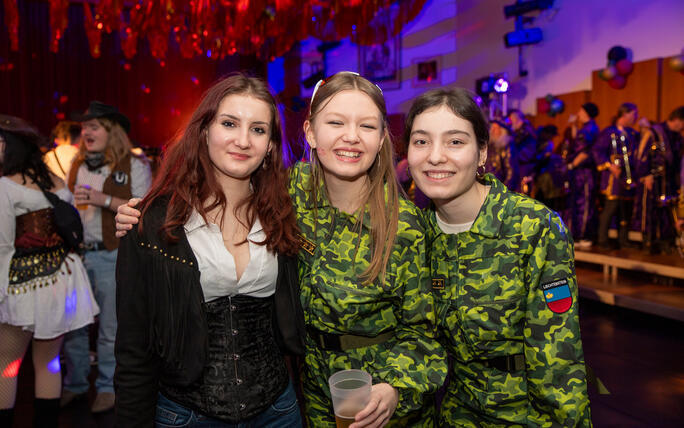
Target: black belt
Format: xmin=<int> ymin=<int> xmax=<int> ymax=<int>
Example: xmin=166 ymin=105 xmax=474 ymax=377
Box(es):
xmin=83 ymin=241 xmax=107 ymax=251
xmin=480 ymin=354 xmax=525 ymax=372
xmin=307 ymin=327 xmax=393 ymax=352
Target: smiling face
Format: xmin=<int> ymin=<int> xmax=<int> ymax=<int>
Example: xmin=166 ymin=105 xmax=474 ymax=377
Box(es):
xmin=304 ymin=89 xmax=384 ymax=184
xmin=407 ymin=105 xmax=487 ymax=203
xmin=81 ymin=119 xmax=109 ymax=153
xmin=206 ymin=93 xmax=273 ymax=184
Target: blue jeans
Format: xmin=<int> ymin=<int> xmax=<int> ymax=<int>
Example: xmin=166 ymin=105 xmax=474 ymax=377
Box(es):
xmin=154 ymin=382 xmax=302 ymax=428
xmin=62 ymin=249 xmax=118 ymax=393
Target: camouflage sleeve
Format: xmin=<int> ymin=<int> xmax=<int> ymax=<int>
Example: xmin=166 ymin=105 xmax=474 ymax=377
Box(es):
xmin=524 ymin=211 xmax=592 ymax=427
xmin=381 ymin=213 xmax=447 ymax=417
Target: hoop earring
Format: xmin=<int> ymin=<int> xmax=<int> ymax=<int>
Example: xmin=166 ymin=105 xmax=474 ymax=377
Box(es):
xmin=476 ymin=163 xmax=486 ymax=179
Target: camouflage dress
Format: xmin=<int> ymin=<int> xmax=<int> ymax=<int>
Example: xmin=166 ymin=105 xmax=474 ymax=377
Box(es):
xmin=429 ymin=173 xmax=591 ymax=427
xmin=289 ymin=162 xmax=447 ymax=427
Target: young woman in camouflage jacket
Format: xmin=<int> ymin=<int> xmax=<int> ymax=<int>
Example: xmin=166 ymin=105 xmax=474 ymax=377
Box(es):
xmin=291 ymin=72 xmax=446 ymax=427
xmin=404 ymin=88 xmax=592 ymax=427
xmin=114 ymin=72 xmax=447 ymax=428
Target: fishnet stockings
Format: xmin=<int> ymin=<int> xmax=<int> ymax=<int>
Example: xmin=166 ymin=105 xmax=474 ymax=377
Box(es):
xmin=0 ymin=323 xmax=64 ymax=409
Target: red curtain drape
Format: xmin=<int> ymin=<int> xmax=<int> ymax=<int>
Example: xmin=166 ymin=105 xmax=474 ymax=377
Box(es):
xmin=0 ymin=1 xmax=264 ymax=147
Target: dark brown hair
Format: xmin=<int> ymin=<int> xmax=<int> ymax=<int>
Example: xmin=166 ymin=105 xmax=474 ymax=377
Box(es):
xmin=404 ymin=87 xmax=490 ymax=150
xmin=140 ymin=73 xmax=299 ymax=256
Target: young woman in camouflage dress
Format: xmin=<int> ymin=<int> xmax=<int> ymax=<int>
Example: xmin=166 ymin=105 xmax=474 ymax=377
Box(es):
xmin=114 ymin=72 xmax=446 ymax=427
xmin=404 ymin=88 xmax=592 ymax=427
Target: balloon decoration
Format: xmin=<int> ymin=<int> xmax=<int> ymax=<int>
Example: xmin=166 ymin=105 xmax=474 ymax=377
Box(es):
xmin=543 ymin=94 xmax=564 ymax=117
xmin=670 ymin=56 xmax=684 ymax=72
xmin=599 ymin=45 xmax=633 ymax=89
xmin=669 ymin=48 xmax=684 ymax=75
xmin=3 ymin=0 xmax=428 ymax=61
xmin=615 ymin=58 xmax=633 ymax=76
xmin=607 ymin=75 xmax=626 ymax=89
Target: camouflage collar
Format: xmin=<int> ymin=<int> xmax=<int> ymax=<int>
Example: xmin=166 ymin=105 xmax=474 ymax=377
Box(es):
xmin=469 ymin=173 xmax=507 ymax=238
xmin=428 ymin=173 xmax=507 ymax=238
xmin=295 ymin=161 xmax=378 ymax=230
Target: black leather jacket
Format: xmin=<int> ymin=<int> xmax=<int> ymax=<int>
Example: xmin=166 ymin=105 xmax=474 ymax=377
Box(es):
xmin=114 ymin=198 xmax=301 ymax=427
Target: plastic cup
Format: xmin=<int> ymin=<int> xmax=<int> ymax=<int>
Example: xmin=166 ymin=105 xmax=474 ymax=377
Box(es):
xmin=328 ymin=369 xmax=372 ymax=428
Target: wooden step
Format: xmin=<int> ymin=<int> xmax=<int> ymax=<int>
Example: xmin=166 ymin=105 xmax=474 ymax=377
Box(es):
xmin=577 ymin=267 xmax=684 ymax=322
xmin=575 ymin=247 xmax=684 ymax=281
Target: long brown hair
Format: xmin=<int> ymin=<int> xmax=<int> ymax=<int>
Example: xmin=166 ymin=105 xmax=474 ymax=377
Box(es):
xmin=140 ymin=73 xmax=299 ymax=256
xmin=306 ymin=72 xmax=400 ymax=284
xmin=75 ymin=118 xmax=132 ymax=169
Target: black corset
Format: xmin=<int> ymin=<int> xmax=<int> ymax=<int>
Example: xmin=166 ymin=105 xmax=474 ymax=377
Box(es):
xmin=161 ymin=294 xmax=289 ymax=423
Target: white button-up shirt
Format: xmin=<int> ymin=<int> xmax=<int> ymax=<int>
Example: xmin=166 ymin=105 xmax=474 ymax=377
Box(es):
xmin=184 ymin=211 xmax=278 ymax=302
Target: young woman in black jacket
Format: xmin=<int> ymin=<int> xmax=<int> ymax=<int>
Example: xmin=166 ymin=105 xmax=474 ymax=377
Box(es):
xmin=114 ymin=74 xmax=303 ymax=427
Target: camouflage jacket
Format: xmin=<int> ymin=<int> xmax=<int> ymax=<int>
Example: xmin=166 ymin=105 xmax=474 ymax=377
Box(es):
xmin=428 ymin=174 xmax=591 ymax=427
xmin=289 ymin=161 xmax=447 ymax=419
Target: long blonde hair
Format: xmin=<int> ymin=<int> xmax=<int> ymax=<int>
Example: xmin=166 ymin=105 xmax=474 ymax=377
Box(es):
xmin=76 ymin=118 xmax=133 ymax=168
xmin=306 ymin=72 xmax=400 ymax=285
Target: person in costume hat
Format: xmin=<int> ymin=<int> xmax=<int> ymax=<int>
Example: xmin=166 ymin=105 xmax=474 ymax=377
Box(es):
xmin=60 ymin=101 xmax=151 ymax=413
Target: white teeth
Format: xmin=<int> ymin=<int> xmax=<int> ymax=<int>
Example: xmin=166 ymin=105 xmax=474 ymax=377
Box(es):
xmin=426 ymin=172 xmax=454 ymax=179
xmin=336 ymin=150 xmax=360 ymax=158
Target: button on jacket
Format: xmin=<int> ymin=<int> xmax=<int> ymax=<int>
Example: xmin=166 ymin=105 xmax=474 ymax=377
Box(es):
xmin=429 ymin=174 xmax=591 ymax=427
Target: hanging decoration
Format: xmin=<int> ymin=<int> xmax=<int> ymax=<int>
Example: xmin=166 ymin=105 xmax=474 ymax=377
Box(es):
xmin=539 ymin=94 xmax=564 ymax=117
xmin=3 ymin=0 xmax=19 ymax=51
xmin=598 ymin=45 xmax=633 ymax=90
xmin=3 ymin=0 xmax=427 ymax=61
xmin=48 ymin=0 xmax=70 ymax=53
xmin=83 ymin=1 xmax=103 ymax=57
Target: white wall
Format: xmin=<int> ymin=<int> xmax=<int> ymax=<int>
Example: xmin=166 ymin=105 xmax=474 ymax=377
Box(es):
xmin=454 ymin=0 xmax=684 ymax=114
xmin=270 ymin=0 xmax=684 ymax=115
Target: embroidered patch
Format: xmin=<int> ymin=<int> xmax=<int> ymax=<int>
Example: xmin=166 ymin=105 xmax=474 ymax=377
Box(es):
xmin=432 ymin=278 xmax=445 ymax=290
xmin=298 ymin=234 xmax=315 ymax=256
xmin=541 ymin=278 xmax=572 ymax=313
xmin=113 ymin=171 xmax=129 ymax=186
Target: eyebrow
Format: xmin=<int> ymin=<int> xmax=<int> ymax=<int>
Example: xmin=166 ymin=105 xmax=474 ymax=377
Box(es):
xmin=218 ymin=113 xmax=270 ymax=126
xmin=323 ymin=112 xmax=380 ymax=122
xmin=410 ymin=129 xmax=471 ymax=137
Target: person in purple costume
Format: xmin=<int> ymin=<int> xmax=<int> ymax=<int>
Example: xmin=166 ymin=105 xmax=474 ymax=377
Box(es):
xmin=593 ymin=103 xmax=640 ymax=249
xmin=564 ymin=103 xmax=600 ymax=248
xmin=632 ymin=106 xmax=684 ymax=254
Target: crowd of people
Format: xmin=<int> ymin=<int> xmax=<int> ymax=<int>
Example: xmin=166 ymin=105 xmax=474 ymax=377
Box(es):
xmin=480 ymin=103 xmax=684 ymax=254
xmin=10 ymin=70 xmax=682 ymax=427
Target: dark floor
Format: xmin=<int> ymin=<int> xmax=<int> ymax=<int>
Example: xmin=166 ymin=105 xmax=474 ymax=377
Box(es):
xmin=11 ymin=298 xmax=684 ymax=427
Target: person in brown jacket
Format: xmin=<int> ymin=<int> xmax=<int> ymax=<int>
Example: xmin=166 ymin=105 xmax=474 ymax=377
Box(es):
xmin=60 ymin=101 xmax=151 ymax=413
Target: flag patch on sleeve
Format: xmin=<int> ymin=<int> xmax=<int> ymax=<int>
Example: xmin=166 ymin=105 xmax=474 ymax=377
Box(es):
xmin=541 ymin=278 xmax=572 ymax=313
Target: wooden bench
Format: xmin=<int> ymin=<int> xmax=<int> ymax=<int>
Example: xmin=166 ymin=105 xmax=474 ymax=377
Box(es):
xmin=574 ymin=248 xmax=684 ymax=282
xmin=574 ymin=248 xmax=684 ymax=321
